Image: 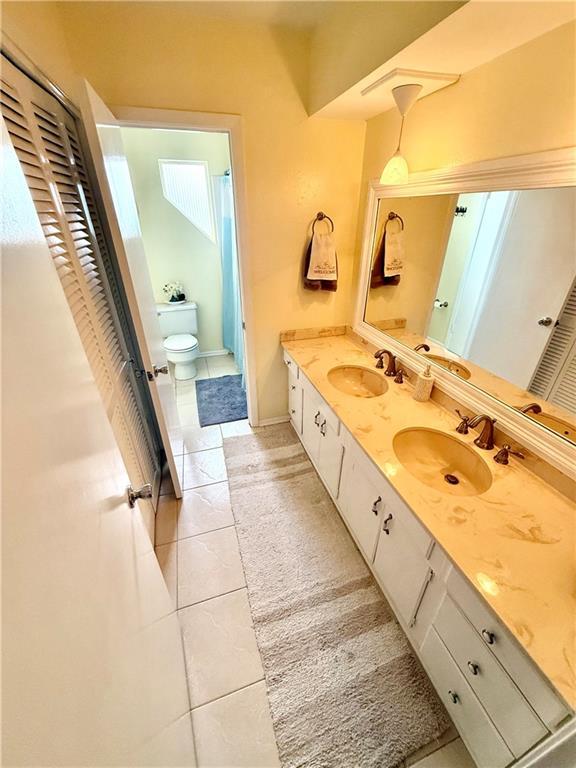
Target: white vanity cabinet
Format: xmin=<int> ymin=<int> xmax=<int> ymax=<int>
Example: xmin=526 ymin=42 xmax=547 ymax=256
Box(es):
xmin=284 ymin=355 xmax=571 ymax=768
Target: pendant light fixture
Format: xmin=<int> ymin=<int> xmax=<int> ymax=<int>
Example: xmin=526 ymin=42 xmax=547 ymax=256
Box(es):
xmin=380 ymin=83 xmax=422 ymax=184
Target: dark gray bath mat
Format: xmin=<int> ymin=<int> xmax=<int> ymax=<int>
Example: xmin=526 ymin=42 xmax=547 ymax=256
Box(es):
xmin=223 ymin=423 xmax=451 ymax=768
xmin=195 ymin=374 xmax=247 ymax=426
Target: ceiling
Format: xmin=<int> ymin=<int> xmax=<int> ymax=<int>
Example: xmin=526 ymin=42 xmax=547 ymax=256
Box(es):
xmin=314 ymin=0 xmax=576 ymax=118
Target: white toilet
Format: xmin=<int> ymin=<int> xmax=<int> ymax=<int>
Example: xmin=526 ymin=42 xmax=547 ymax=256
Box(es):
xmin=156 ymin=302 xmax=200 ymax=380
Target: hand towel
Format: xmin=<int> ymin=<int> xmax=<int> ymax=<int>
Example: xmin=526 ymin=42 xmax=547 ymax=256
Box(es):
xmin=307 ymin=231 xmax=338 ymax=281
xmin=384 ymin=224 xmax=404 ymax=277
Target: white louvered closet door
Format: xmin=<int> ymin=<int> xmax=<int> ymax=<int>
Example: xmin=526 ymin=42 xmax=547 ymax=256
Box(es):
xmin=1 ymin=57 xmax=159 ymax=534
xmin=530 ymin=279 xmax=576 ymax=416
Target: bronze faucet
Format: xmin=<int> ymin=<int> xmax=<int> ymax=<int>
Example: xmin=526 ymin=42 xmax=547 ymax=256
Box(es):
xmin=414 ymin=343 xmax=431 ymax=352
xmin=494 ymin=444 xmax=525 ymax=465
xmin=374 ymin=349 xmax=397 ymax=376
xmin=467 ymin=414 xmax=497 ymax=450
xmin=520 ymin=403 xmax=542 ymax=415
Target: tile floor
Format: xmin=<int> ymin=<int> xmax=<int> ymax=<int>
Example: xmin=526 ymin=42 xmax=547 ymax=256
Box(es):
xmin=156 ymin=357 xmax=474 ymax=767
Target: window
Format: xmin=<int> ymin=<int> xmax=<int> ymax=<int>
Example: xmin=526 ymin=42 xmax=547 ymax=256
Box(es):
xmin=158 ymin=159 xmax=216 ymax=241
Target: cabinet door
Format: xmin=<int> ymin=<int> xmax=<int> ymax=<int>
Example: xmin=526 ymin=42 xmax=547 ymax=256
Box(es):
xmin=317 ymin=416 xmax=344 ymax=499
xmin=339 ymin=455 xmax=383 ymax=561
xmin=373 ymin=511 xmax=433 ymax=626
xmin=288 ymin=372 xmax=303 ymax=434
xmin=301 ymin=384 xmax=321 ymax=461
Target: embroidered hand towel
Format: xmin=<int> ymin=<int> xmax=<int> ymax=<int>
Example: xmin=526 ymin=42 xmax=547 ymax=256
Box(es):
xmin=384 ymin=223 xmax=404 ymax=277
xmin=307 ymin=231 xmax=338 ymax=281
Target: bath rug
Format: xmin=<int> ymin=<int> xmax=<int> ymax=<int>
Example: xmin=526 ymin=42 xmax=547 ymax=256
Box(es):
xmin=222 ymin=423 xmax=451 ymax=768
xmin=195 ymin=374 xmax=247 ymax=426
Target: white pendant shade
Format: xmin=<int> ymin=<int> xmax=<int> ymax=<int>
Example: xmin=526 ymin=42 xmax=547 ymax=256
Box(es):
xmin=380 ymin=82 xmax=422 ymax=184
xmin=392 ymin=83 xmax=423 ymax=116
xmin=380 ymin=150 xmax=409 ymax=184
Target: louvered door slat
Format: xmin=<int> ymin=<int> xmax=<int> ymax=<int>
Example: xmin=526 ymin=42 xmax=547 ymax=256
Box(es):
xmin=1 ymin=57 xmax=159 ymax=504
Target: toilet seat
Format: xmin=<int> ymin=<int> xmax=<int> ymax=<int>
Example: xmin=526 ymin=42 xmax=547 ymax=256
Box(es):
xmin=163 ymin=333 xmax=199 ymax=353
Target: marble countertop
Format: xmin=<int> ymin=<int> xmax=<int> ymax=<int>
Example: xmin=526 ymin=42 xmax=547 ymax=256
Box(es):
xmin=282 ymin=332 xmax=576 ymax=710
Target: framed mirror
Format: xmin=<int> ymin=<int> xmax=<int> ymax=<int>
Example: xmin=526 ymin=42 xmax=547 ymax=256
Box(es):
xmin=354 ymin=149 xmax=576 ymax=460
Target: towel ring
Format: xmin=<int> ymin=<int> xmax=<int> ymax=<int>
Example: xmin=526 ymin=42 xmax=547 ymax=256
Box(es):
xmin=312 ymin=211 xmax=334 ymax=233
xmin=384 ymin=211 xmax=404 ymax=232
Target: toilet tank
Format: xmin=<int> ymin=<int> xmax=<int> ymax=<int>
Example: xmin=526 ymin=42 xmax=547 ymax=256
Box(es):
xmin=156 ymin=302 xmax=198 ymax=337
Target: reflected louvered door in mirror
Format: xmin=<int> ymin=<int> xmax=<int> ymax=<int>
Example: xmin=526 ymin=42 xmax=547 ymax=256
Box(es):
xmin=1 ymin=57 xmax=160 ymax=534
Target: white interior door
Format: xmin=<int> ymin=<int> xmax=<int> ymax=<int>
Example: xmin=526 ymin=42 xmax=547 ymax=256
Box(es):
xmin=465 ymin=188 xmax=576 ymax=388
xmin=2 ymin=120 xmax=194 ymax=765
xmin=79 ymin=81 xmax=182 ymax=496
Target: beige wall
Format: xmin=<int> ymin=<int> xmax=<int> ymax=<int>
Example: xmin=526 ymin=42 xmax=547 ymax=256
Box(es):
xmin=365 ymin=195 xmax=455 ymax=336
xmin=1 ymin=1 xmax=366 ymax=422
xmin=308 ymin=1 xmax=464 ymax=114
xmin=121 ymin=127 xmax=230 ymax=353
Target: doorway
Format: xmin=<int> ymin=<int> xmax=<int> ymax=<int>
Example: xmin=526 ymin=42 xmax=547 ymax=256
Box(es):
xmin=119 ymin=125 xmax=248 ymax=433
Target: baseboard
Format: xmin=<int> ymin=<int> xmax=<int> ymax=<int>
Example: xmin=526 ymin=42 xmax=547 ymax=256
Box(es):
xmin=198 ymin=349 xmax=230 ymax=358
xmin=258 ymin=415 xmax=291 ymax=427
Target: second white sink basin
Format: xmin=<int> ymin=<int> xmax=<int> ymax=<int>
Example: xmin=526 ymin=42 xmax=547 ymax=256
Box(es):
xmin=327 ymin=365 xmax=388 ymax=398
xmin=393 ymin=427 xmax=492 ymax=496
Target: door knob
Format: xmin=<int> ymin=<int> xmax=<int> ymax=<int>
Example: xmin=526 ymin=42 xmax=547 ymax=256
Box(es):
xmin=537 ymin=317 xmax=553 ymax=327
xmin=467 ymin=661 xmax=480 ymax=676
xmin=153 ymin=364 xmax=169 ymax=376
xmin=481 ymin=628 xmax=496 ymax=645
xmin=382 ymin=513 xmax=393 ymax=534
xmin=127 ymin=483 xmax=153 ymax=508
xmin=434 ymin=299 xmax=449 ymax=309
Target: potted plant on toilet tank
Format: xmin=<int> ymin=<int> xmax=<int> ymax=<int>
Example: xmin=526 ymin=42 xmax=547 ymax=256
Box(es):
xmin=163 ymin=281 xmax=186 ymax=303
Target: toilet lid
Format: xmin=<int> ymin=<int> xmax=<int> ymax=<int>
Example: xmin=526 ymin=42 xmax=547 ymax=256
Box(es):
xmin=163 ymin=333 xmax=199 ymax=352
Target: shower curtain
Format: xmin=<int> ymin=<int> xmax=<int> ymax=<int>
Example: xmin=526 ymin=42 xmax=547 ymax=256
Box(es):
xmin=215 ymin=173 xmax=244 ymax=381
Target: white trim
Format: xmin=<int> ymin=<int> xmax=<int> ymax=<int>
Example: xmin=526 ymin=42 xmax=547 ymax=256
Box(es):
xmin=353 ymin=147 xmax=576 ymax=478
xmin=112 ymin=105 xmax=259 ymax=426
xmin=258 ymin=416 xmax=291 ymax=427
xmin=198 ymin=349 xmax=230 ymax=358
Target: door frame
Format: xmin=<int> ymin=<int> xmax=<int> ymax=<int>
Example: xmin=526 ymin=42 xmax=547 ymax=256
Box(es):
xmin=110 ymin=106 xmax=258 ymax=427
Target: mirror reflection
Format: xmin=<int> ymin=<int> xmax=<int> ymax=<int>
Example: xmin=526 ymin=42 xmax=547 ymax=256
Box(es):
xmin=364 ymin=188 xmax=576 ymax=444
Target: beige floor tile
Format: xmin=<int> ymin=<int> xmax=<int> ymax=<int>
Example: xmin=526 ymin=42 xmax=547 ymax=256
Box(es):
xmin=179 ymin=589 xmax=264 ymax=708
xmin=178 ymin=400 xmax=200 ymax=429
xmin=182 ymin=448 xmax=227 ymax=489
xmin=155 ymin=542 xmax=177 ymax=611
xmin=178 ymin=527 xmax=245 ymax=607
xmin=208 ymin=363 xmax=239 ymax=378
xmin=178 ymin=482 xmax=234 ymax=539
xmin=155 ymin=495 xmax=179 ymax=546
xmin=133 ymin=711 xmax=197 ymax=767
xmin=220 ymin=419 xmax=255 ymax=438
xmin=182 ymin=424 xmax=222 ymax=454
xmin=410 ymin=738 xmax=475 ymax=768
xmin=191 ymin=681 xmax=280 ymax=768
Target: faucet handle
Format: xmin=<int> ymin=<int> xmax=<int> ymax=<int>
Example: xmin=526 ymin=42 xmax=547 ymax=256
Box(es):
xmin=394 ymin=368 xmax=405 ymax=384
xmin=455 ymin=409 xmax=470 ymax=434
xmin=494 ymin=444 xmax=525 ymax=465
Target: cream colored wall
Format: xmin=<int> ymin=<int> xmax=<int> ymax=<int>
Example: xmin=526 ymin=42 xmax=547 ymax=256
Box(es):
xmin=1 ymin=1 xmax=79 ymax=101
xmin=121 ymin=127 xmax=230 ymax=353
xmin=307 ymin=1 xmax=464 ymax=114
xmin=365 ymin=195 xmax=455 ymax=336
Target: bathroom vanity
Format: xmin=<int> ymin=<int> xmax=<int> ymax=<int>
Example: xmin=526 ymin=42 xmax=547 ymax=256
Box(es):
xmin=282 ymin=334 xmax=574 ymax=768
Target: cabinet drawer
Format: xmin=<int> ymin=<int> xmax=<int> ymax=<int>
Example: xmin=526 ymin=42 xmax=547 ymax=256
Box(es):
xmin=288 ymin=372 xmax=303 ymax=434
xmin=446 ymin=567 xmax=568 ymax=729
xmin=421 ymin=628 xmax=514 ymax=768
xmin=435 ymin=594 xmax=547 ymax=757
xmin=283 ymin=350 xmax=298 ymax=377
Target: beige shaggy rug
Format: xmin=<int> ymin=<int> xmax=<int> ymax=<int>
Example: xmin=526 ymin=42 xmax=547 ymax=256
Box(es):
xmin=223 ymin=423 xmax=450 ymax=768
